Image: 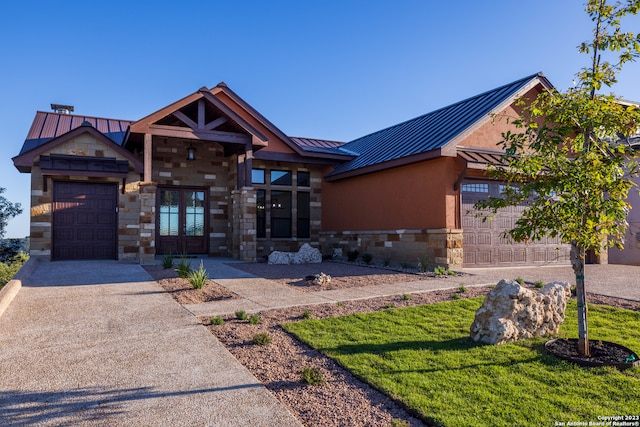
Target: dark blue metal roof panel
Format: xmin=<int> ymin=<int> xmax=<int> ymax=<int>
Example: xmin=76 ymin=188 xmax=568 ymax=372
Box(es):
xmin=329 ymin=73 xmax=543 ymax=176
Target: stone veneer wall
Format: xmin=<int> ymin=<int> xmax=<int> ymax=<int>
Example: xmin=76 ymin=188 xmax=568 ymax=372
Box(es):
xmin=152 ymin=138 xmax=233 ymax=256
xmin=231 ymin=188 xmax=257 ymax=261
xmin=319 ymin=228 xmax=464 ymax=268
xmin=28 ymin=133 xmax=143 ymax=261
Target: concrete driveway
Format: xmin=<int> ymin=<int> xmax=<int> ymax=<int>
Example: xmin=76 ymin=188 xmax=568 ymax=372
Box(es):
xmin=0 ymin=260 xmax=301 ymax=426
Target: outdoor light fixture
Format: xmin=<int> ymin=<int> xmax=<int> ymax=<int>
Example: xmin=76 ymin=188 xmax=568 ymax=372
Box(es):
xmin=187 ymin=144 xmax=196 ymax=161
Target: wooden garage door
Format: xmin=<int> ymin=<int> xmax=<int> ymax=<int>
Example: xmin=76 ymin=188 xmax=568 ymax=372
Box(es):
xmin=461 ymin=180 xmax=570 ymax=267
xmin=52 ymin=181 xmax=118 ymax=260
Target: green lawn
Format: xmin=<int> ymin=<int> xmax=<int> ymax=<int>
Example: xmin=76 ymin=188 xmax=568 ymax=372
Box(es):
xmin=283 ymin=298 xmax=640 ymax=427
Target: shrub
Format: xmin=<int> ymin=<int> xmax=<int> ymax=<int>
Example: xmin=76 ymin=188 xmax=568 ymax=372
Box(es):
xmin=162 ymin=253 xmax=174 ymax=269
xmin=417 ymin=258 xmax=429 ymax=273
xmin=402 ymin=293 xmax=412 ymax=301
xmin=337 ymin=301 xmax=344 ymax=307
xmin=362 ymin=253 xmax=373 ymax=265
xmin=451 ymin=293 xmax=460 ymax=300
xmin=515 ymin=277 xmax=525 ymax=285
xmin=210 ymin=316 xmax=224 ymax=325
xmin=188 ymin=261 xmax=208 ymax=289
xmin=176 ymin=257 xmax=192 ymax=278
xmin=236 ymin=310 xmax=248 ymax=320
xmin=434 ymin=266 xmax=454 ymax=276
xmin=400 ymin=261 xmax=411 ymax=270
xmin=383 ymin=258 xmax=391 ymax=267
xmin=346 ymin=249 xmax=359 ymax=262
xmin=302 ymin=309 xmax=312 ymax=319
xmin=534 ymin=280 xmax=545 ymax=288
xmin=300 ymin=366 xmax=325 ymax=386
xmin=0 ymin=252 xmax=28 ymax=288
xmin=458 ymin=285 xmax=467 ymax=293
xmin=252 ymin=333 xmax=272 ymax=346
xmin=249 ymin=314 xmax=261 ymax=325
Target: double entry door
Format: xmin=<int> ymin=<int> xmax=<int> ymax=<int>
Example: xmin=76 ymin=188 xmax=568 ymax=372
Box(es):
xmin=157 ymin=187 xmax=208 ymax=255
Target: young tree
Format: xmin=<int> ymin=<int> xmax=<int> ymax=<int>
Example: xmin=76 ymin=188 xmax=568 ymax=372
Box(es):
xmin=0 ymin=187 xmax=22 ymax=240
xmin=477 ymin=0 xmax=640 ymax=356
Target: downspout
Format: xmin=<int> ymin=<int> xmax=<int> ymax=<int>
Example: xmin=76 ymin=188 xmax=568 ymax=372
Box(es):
xmin=453 ymin=159 xmax=468 ymax=230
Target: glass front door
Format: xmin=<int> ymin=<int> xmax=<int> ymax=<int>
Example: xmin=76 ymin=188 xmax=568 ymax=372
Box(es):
xmin=157 ymin=187 xmax=207 ymax=254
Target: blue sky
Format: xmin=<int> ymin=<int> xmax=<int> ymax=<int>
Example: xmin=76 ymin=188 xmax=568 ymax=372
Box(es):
xmin=1 ymin=0 xmax=639 ymax=238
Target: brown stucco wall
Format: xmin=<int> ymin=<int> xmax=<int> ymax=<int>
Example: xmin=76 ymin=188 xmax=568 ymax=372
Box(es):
xmin=322 ymin=157 xmax=461 ymax=232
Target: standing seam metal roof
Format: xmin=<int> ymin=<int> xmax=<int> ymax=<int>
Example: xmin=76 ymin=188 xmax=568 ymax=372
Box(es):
xmin=328 ymin=73 xmax=543 ymax=176
xmin=20 ymin=111 xmax=132 ymax=154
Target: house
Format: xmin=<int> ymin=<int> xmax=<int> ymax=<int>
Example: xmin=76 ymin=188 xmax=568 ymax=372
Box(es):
xmin=608 ymin=132 xmax=640 ymax=265
xmin=12 ymin=73 xmax=576 ymax=267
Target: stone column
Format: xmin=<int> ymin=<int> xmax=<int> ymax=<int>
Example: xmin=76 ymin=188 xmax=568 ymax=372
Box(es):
xmin=428 ymin=228 xmax=464 ymax=268
xmin=138 ymin=182 xmax=156 ymax=265
xmin=231 ymin=188 xmax=257 ymax=261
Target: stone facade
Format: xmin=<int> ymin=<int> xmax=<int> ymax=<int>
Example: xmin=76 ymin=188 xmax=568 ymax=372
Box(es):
xmin=319 ymin=228 xmax=464 ymax=268
xmin=231 ymin=188 xmax=257 ymax=261
xmin=28 ymin=132 xmax=143 ymax=262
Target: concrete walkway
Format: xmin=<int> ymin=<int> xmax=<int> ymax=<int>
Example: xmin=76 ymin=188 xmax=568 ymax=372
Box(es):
xmin=0 ymin=260 xmax=302 ymax=426
xmin=184 ymin=259 xmax=640 ymax=317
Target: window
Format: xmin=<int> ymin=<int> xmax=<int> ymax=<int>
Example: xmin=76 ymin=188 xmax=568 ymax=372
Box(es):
xmin=271 ymin=170 xmax=292 ymax=186
xmin=271 ymin=190 xmax=291 ymax=238
xmin=297 ymin=171 xmax=310 ymax=187
xmin=297 ymin=192 xmax=310 ymax=238
xmin=184 ymin=191 xmax=205 ymax=236
xmin=256 ymin=189 xmax=266 ymax=238
xmin=159 ymin=190 xmax=179 ymax=236
xmin=461 ymin=183 xmax=489 ymax=193
xmin=252 ymin=169 xmax=265 ymax=184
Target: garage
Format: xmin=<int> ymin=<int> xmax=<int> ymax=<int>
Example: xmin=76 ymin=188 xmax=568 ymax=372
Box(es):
xmin=52 ymin=181 xmax=118 ymax=260
xmin=461 ymin=179 xmax=571 ymax=267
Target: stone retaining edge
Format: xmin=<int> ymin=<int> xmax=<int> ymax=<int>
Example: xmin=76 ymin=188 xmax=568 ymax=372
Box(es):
xmin=0 ymin=257 xmax=40 ymax=319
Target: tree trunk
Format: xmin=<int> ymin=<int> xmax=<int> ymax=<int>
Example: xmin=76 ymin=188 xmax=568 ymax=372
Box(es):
xmin=571 ymin=243 xmax=590 ymax=357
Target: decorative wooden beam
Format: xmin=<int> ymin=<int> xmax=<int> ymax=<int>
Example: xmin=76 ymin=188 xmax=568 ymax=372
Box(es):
xmin=144 ymin=133 xmax=153 ymax=182
xmin=198 ymin=99 xmax=205 ymax=129
xmin=245 ymin=142 xmax=253 ymax=188
xmin=203 ymin=116 xmax=228 ymax=131
xmin=172 ymin=111 xmax=197 ymax=129
xmin=147 ymin=124 xmax=251 ymax=144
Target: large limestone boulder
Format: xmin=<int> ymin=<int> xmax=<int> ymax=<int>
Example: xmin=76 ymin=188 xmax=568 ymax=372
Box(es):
xmin=268 ymin=243 xmax=322 ymax=265
xmin=470 ymin=279 xmax=571 ymax=345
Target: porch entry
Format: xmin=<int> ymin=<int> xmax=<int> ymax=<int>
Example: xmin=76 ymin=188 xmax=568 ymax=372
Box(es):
xmin=157 ymin=186 xmax=208 ymax=255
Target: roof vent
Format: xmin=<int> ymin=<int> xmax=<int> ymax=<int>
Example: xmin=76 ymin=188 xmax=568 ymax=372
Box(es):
xmin=51 ymin=104 xmax=74 ymax=114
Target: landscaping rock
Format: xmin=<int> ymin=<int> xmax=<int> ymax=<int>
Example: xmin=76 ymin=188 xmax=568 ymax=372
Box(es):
xmin=268 ymin=243 xmax=322 ymax=265
xmin=305 ymin=272 xmax=332 ymax=286
xmin=470 ymin=279 xmax=571 ymax=345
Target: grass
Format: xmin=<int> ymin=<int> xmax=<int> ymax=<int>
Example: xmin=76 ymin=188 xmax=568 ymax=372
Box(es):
xmin=284 ymin=298 xmax=640 ymax=427
xmin=235 ymin=310 xmax=248 ymax=320
xmin=176 ymin=257 xmax=191 ymax=278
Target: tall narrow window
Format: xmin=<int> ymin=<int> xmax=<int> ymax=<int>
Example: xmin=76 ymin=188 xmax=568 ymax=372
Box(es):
xmin=256 ymin=189 xmax=266 ymax=238
xmin=159 ymin=190 xmax=179 ymax=236
xmin=252 ymin=169 xmax=265 ymax=184
xmin=271 ymin=190 xmax=291 ymax=238
xmin=297 ymin=171 xmax=310 ymax=187
xmin=297 ymin=192 xmax=310 ymax=238
xmin=184 ymin=191 xmax=205 ymax=236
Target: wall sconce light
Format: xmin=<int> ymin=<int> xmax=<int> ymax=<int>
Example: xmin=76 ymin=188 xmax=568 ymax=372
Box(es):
xmin=187 ymin=144 xmax=196 ymax=161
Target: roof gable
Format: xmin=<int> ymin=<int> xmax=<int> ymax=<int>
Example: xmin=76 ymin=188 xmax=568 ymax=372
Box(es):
xmin=327 ymin=72 xmax=552 ymax=180
xmin=13 ymin=123 xmax=143 ymax=174
xmin=19 ymin=111 xmax=131 ymax=155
